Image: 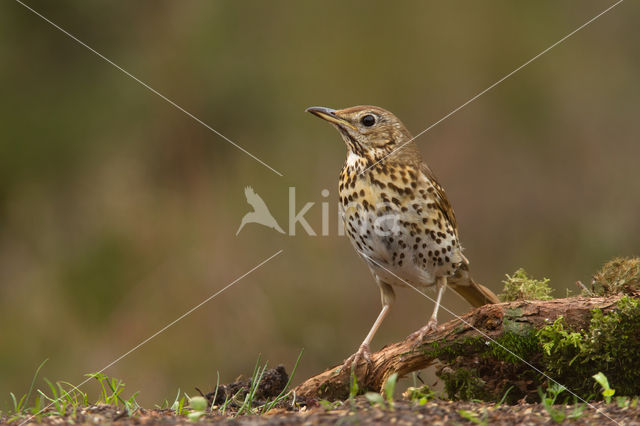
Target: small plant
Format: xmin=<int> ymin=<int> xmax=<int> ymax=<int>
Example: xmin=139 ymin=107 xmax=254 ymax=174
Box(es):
xmin=348 ymin=371 xmax=359 ymax=400
xmin=6 ymin=359 xmax=48 ymax=422
xmin=568 ymin=396 xmax=586 ymax=420
xmin=317 ymin=399 xmax=342 ymax=410
xmin=364 ymin=372 xmax=398 ymax=410
xmin=495 ymin=386 xmax=514 ymax=408
xmin=235 ymin=355 xmax=269 ymax=417
xmin=403 ymin=385 xmax=434 ymax=405
xmin=383 ymin=373 xmax=398 ymax=409
xmin=259 ymin=349 xmax=303 ymax=414
xmin=209 ymin=350 xmax=302 ymax=417
xmin=124 ymin=391 xmax=140 ymax=416
xmin=85 ymin=372 xmax=140 ymax=416
xmin=590 ymin=257 xmax=640 ymax=296
xmin=499 ymin=268 xmax=553 ymax=302
xmin=538 ymin=383 xmax=567 ymax=423
xmin=187 ymin=396 xmax=207 ymax=422
xmin=170 ymin=389 xmax=188 ymax=416
xmin=616 ymin=396 xmax=630 ymax=409
xmin=6 ymin=365 xmax=144 ymax=423
xmin=155 ymin=390 xmax=175 ymax=409
xmin=218 ymin=392 xmax=234 ymax=416
xmin=592 ymin=372 xmax=615 ymax=403
xmin=209 ymin=371 xmax=220 ymax=412
xmin=85 ymin=372 xmax=126 ymax=406
xmin=364 ymin=391 xmax=385 ymax=408
xmin=537 ymin=297 xmax=640 ymax=398
xmin=458 ymin=409 xmax=488 ymax=426
xmin=36 ymin=379 xmax=88 ymax=418
xmin=537 ymin=316 xmax=583 ymax=361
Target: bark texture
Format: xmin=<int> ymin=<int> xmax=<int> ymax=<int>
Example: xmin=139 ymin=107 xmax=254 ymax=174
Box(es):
xmin=294 ymin=295 xmax=626 ymax=401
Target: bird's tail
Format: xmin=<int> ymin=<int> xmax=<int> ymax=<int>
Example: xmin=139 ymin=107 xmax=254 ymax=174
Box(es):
xmin=448 ymin=258 xmax=500 ymax=307
xmin=449 ymin=277 xmax=500 ymax=307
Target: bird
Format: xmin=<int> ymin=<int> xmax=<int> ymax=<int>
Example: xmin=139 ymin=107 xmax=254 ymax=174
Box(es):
xmin=306 ymin=105 xmax=499 ymax=371
xmin=236 ymin=186 xmax=285 ymax=235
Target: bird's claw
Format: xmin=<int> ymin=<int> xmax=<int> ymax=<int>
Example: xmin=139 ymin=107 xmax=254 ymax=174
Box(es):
xmin=342 ymin=344 xmax=373 ymax=374
xmin=409 ymin=318 xmax=440 ymax=347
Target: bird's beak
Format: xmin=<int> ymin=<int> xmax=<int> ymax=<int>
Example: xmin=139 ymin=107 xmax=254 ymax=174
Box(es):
xmin=306 ymin=106 xmax=357 ymax=130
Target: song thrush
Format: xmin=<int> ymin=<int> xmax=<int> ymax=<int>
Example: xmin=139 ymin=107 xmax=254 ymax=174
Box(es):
xmin=307 ymin=105 xmax=499 ymax=370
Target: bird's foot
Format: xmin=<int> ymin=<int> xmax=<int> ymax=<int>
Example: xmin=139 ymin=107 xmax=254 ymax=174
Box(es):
xmin=342 ymin=343 xmax=373 ymax=374
xmin=409 ymin=318 xmax=440 ymax=345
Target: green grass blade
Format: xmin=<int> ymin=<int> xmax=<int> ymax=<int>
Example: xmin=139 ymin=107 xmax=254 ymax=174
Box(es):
xmin=262 ymin=349 xmax=304 ymax=414
xmin=59 ymin=381 xmax=88 ymax=405
xmin=210 ymin=371 xmax=220 ymax=413
xmin=43 ymin=378 xmax=58 ymax=402
xmin=37 ymin=389 xmax=54 ymax=403
xmin=169 ymin=388 xmax=181 ymax=411
xmin=236 ymin=361 xmax=268 ymax=417
xmin=9 ymin=392 xmax=20 ymax=413
xmin=24 ymin=359 xmax=48 ymax=411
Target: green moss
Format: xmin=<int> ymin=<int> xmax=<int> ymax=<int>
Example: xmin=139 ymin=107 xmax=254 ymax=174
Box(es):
xmin=430 ymin=292 xmax=640 ymax=403
xmin=499 ymin=268 xmax=553 ymax=302
xmin=589 ymin=257 xmax=640 ymax=296
xmin=425 ymin=337 xmax=486 ymax=361
xmin=537 ymin=317 xmax=584 ymax=372
xmin=502 ymin=307 xmax=533 ymax=336
xmin=317 ymin=378 xmax=351 ymax=401
xmin=487 ymin=331 xmax=540 ymax=363
xmin=428 ymin=331 xmax=540 ymax=366
xmin=432 ymin=331 xmax=542 ymax=402
xmin=439 ymin=367 xmax=489 ymax=401
xmin=435 ymin=296 xmax=640 ymax=402
xmin=537 ymin=296 xmax=640 ymax=398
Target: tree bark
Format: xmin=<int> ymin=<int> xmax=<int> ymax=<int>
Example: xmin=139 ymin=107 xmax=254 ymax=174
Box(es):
xmin=294 ymin=294 xmax=627 ymax=401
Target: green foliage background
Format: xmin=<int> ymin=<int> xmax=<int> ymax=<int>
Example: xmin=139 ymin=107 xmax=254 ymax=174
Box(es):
xmin=1 ymin=1 xmax=639 ymax=405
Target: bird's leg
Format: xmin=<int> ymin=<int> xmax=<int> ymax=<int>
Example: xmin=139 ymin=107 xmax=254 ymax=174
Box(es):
xmin=343 ymin=281 xmax=394 ymax=373
xmin=343 ymin=304 xmax=389 ymax=372
xmin=410 ymin=276 xmax=447 ymax=343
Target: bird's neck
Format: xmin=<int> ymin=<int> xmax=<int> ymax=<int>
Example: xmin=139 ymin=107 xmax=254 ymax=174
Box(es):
xmin=342 ymin=145 xmax=411 ymax=176
xmin=343 ymin=151 xmax=370 ymax=174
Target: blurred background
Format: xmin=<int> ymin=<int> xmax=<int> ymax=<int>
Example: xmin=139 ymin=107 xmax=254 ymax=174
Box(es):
xmin=1 ymin=0 xmax=639 ymax=407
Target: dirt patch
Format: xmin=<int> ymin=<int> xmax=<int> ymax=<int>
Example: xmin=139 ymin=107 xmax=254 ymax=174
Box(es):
xmin=5 ymin=362 xmax=639 ymax=424
xmin=8 ymin=399 xmax=640 ymax=425
xmin=199 ymin=365 xmax=289 ymax=407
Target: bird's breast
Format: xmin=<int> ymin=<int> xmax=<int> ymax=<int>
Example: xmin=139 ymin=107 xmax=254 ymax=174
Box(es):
xmin=338 ymin=163 xmax=464 ymax=287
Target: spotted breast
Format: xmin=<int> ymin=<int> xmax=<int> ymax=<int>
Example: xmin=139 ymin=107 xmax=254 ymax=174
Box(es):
xmin=339 ymin=157 xmax=465 ymax=289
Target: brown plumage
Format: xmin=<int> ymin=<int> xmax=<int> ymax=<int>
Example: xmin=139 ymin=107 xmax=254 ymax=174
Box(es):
xmin=307 ymin=105 xmax=499 ymax=370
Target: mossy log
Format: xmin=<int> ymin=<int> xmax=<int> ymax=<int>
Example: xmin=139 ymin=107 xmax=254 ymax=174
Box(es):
xmin=294 ymin=294 xmax=631 ymax=401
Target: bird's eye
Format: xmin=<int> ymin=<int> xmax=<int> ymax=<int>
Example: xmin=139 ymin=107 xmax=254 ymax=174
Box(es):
xmin=361 ymin=114 xmax=376 ymax=127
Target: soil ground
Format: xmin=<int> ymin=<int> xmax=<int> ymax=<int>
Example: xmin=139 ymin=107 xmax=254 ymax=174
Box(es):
xmin=7 ymin=399 xmax=640 ymax=425
xmin=5 ymin=365 xmax=639 ymax=424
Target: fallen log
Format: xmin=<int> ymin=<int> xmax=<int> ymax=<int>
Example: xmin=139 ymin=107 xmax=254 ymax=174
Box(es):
xmin=294 ymin=294 xmax=631 ymax=401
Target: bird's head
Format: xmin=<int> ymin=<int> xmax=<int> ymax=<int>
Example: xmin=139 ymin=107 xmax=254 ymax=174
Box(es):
xmin=306 ymin=105 xmax=420 ymax=163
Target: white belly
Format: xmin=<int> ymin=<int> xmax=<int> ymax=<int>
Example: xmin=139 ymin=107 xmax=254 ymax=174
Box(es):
xmin=340 ymin=203 xmax=439 ymax=289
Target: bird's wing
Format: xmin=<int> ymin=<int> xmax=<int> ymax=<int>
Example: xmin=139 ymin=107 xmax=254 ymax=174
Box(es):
xmin=420 ymin=162 xmax=458 ymax=234
xmin=244 ymin=186 xmax=270 ymax=211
